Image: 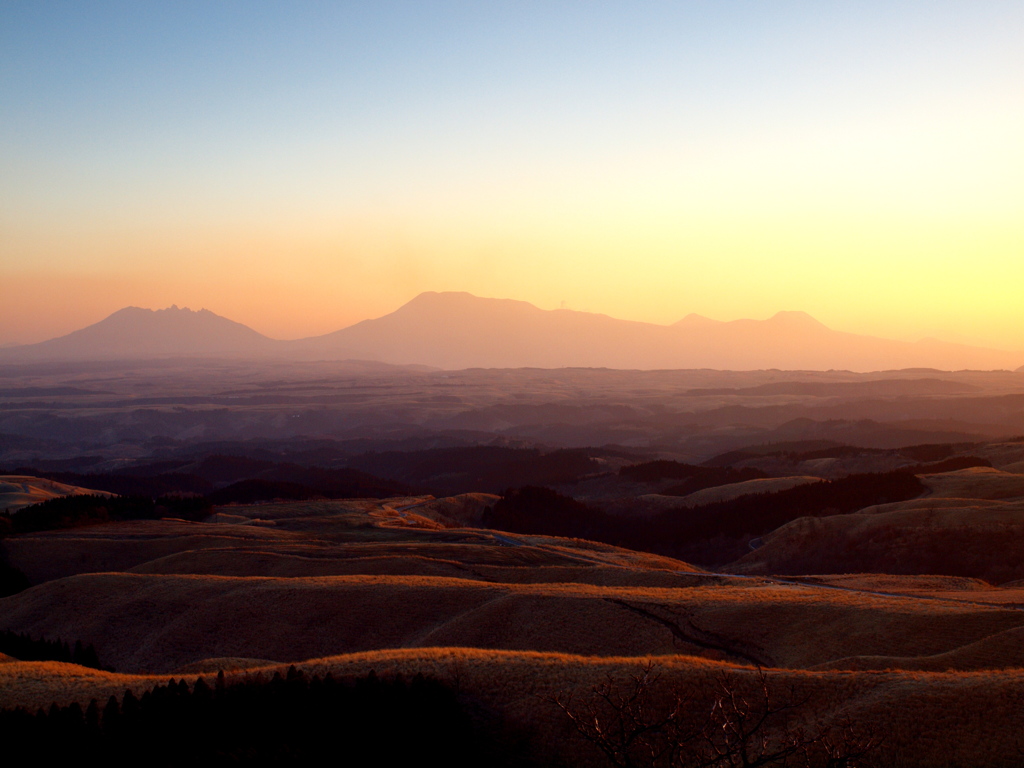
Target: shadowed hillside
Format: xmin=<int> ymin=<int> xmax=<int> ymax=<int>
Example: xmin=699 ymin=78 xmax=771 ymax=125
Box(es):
xmin=0 ymin=668 xmax=508 ymax=767
xmin=2 ymin=430 xmax=1024 ymax=767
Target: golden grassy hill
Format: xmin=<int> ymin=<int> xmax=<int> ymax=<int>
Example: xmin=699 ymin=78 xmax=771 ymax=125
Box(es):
xmin=3 ymin=649 xmax=1024 ymax=768
xmin=399 ymin=493 xmax=501 ymax=526
xmin=2 ymin=519 xmax=312 ymax=584
xmin=671 ymin=476 xmax=823 ymax=507
xmin=266 ymin=649 xmax=1024 ymax=768
xmin=626 ymin=476 xmax=823 ymax=516
xmin=7 ymin=480 xmax=1024 ymax=765
xmin=732 ymin=497 xmax=1024 ymax=583
xmin=0 ymin=572 xmax=680 ymax=672
xmin=0 ymin=475 xmax=113 ymax=513
xmin=6 ymin=494 xmax=1024 ymax=681
xmin=2 ymin=500 xmax=702 ymax=586
xmin=171 ymin=656 xmax=278 ymax=674
xmin=801 ymin=574 xmax=994 ymax=592
xmin=128 ymin=547 xmax=707 ymax=587
xmin=815 ymin=624 xmax=1024 ymax=672
xmin=973 ymin=441 xmax=1024 ymax=470
xmin=2 ymin=569 xmax=1023 ymax=674
xmin=795 ymin=574 xmax=1024 ymax=607
xmin=920 ymin=466 xmax=1024 ymax=500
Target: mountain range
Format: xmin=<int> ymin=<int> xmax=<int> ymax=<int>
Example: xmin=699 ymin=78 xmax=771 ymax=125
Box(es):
xmin=3 ymin=292 xmax=1022 ymax=372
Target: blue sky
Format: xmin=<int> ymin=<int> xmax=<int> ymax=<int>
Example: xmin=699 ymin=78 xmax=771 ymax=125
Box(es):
xmin=2 ymin=2 xmax=1022 ymax=346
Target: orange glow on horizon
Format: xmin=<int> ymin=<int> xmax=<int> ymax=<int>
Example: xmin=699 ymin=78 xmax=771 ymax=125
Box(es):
xmin=2 ymin=4 xmax=1021 ymax=353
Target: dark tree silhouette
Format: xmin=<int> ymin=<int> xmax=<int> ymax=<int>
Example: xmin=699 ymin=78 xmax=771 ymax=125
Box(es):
xmin=0 ymin=669 xmax=526 ymax=766
xmin=0 ymin=630 xmax=106 ymax=670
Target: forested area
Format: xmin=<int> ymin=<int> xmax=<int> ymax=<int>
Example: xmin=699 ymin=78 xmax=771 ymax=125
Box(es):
xmin=0 ymin=630 xmax=104 ymax=669
xmin=0 ymin=494 xmax=211 ymax=537
xmin=0 ymin=669 xmax=517 ymax=766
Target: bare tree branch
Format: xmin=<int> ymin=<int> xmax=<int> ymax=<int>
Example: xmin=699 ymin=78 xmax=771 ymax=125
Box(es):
xmin=550 ymin=663 xmax=878 ymax=768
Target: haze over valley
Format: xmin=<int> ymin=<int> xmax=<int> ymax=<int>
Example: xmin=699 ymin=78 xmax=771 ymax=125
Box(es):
xmin=4 ymin=2 xmax=1024 ymax=765
xmin=8 ymin=312 xmax=1024 ymax=768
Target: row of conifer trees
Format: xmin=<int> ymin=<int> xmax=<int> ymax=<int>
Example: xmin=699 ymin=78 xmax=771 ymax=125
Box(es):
xmin=0 ymin=667 xmax=518 ymax=766
xmin=0 ymin=629 xmax=104 ymax=669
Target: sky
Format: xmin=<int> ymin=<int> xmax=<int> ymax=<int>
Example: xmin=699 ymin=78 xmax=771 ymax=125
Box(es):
xmin=2 ymin=1 xmax=1022 ymax=348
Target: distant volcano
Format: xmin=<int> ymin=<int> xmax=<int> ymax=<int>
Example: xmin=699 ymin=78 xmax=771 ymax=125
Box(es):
xmin=295 ymin=292 xmax=1024 ymax=371
xmin=2 ymin=305 xmax=280 ymax=361
xmin=4 ymin=293 xmax=1023 ymax=372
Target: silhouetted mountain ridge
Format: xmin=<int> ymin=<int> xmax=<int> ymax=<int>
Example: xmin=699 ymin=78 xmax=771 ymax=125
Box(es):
xmin=3 ymin=306 xmax=279 ymax=361
xmin=297 ymin=292 xmax=1022 ymax=371
xmin=5 ymin=292 xmax=1023 ymax=372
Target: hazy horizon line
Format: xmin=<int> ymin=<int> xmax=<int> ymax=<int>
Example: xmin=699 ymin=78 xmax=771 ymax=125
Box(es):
xmin=8 ymin=290 xmax=1023 ymax=356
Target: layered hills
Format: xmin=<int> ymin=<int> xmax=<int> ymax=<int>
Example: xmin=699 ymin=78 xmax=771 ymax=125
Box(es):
xmin=3 ymin=476 xmax=1024 ymax=767
xmin=0 ymin=475 xmax=111 ymax=513
xmin=3 ymin=292 xmax=1021 ymax=371
xmin=3 ymin=297 xmax=1024 ymax=765
xmin=7 ymin=491 xmax=1024 ymax=676
xmin=4 ymin=445 xmax=1024 ymax=766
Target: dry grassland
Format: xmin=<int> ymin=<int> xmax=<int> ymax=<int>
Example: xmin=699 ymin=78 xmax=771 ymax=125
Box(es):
xmin=671 ymin=476 xmax=824 ymax=507
xmin=734 ymin=497 xmax=1024 ymax=583
xmin=7 ymin=472 xmax=1024 ymax=766
xmin=799 ymin=574 xmax=1024 ymax=608
xmin=3 ymin=520 xmax=312 ymax=583
xmin=627 ymin=476 xmax=824 ymax=516
xmin=920 ymin=466 xmax=1024 ymax=500
xmin=856 ymin=496 xmax=1014 ymax=515
xmin=0 ymin=475 xmax=112 ymax=513
xmin=220 ymin=497 xmax=422 ymax=521
xmin=802 ymin=574 xmax=994 ymax=592
xmin=3 ymin=571 xmax=1023 ymax=674
xmin=127 ymin=548 xmax=706 ymax=587
xmin=815 ymin=624 xmax=1024 ymax=672
xmin=973 ymin=441 xmax=1024 ymax=470
xmin=417 ymin=493 xmax=501 ymax=525
xmin=172 ymin=656 xmax=279 ymax=674
xmin=3 ymin=650 xmax=1024 ymax=768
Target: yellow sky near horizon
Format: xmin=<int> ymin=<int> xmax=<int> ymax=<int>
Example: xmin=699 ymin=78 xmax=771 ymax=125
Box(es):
xmin=2 ymin=3 xmax=1022 ymax=351
xmin=3 ymin=195 xmax=1022 ymax=351
xmin=4 ymin=142 xmax=1022 ymax=349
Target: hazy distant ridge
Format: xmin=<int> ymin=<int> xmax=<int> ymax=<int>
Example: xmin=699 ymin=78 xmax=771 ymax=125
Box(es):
xmin=297 ymin=292 xmax=1023 ymax=371
xmin=4 ymin=306 xmax=281 ymax=360
xmin=3 ymin=293 xmax=1021 ymax=372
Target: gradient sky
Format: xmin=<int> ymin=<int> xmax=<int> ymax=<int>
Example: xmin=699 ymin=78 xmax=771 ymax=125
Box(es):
xmin=2 ymin=1 xmax=1022 ymax=348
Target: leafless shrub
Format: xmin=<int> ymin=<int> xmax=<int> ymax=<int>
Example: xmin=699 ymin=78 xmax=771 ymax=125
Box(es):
xmin=551 ymin=662 xmax=696 ymax=768
xmin=550 ymin=664 xmax=877 ymax=768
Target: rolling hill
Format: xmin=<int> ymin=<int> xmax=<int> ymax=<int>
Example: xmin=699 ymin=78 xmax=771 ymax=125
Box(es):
xmin=0 ymin=475 xmax=113 ymax=513
xmin=6 ymin=467 xmax=1024 ymax=767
